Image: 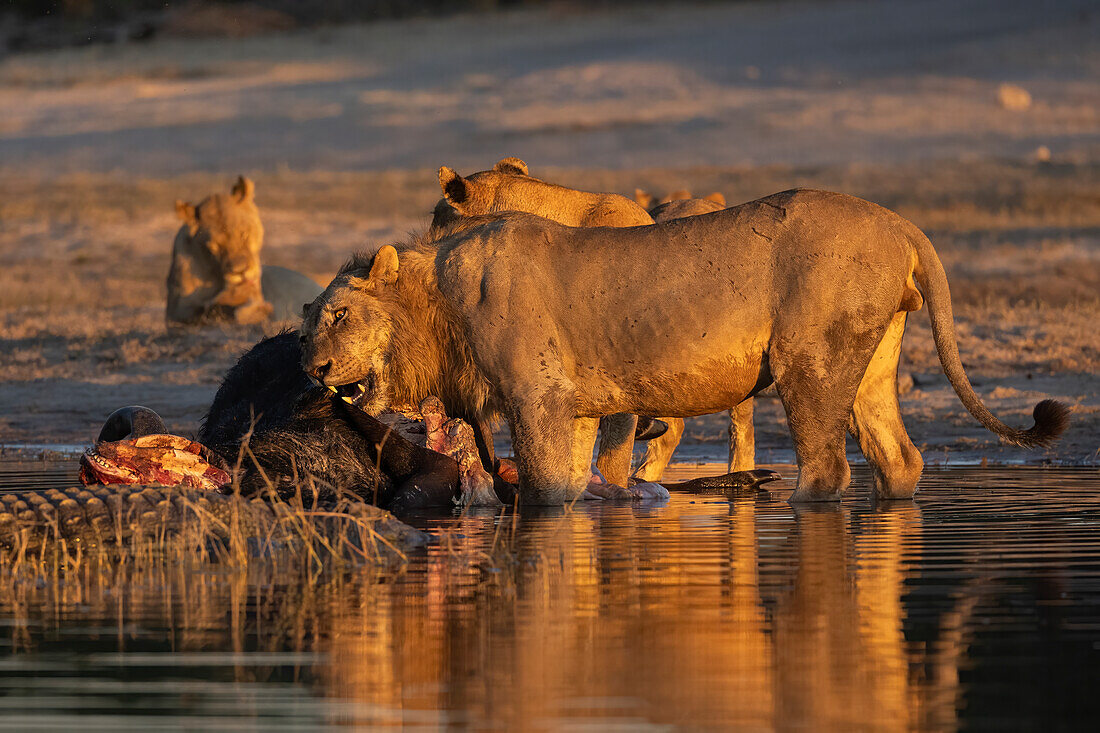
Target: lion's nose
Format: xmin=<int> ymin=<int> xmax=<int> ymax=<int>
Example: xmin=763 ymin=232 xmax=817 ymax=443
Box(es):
xmin=308 ymin=360 xmax=332 ymax=381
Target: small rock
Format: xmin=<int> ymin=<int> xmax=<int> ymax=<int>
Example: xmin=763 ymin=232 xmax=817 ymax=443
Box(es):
xmin=997 ymin=83 xmax=1032 ymax=111
xmin=1033 ymin=145 xmax=1051 ymax=162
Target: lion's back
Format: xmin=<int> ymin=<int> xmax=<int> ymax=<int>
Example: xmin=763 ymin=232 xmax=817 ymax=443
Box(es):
xmin=434 ymin=189 xmax=922 ymax=326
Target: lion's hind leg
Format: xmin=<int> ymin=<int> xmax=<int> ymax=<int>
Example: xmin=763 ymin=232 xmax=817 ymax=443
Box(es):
xmin=849 ymin=312 xmax=924 ymax=499
xmin=781 ymin=399 xmax=852 ymax=504
xmin=772 ymin=322 xmax=888 ymax=503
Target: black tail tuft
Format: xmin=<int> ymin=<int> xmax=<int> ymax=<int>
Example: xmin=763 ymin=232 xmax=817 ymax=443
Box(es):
xmin=1010 ymin=399 xmax=1071 ymax=448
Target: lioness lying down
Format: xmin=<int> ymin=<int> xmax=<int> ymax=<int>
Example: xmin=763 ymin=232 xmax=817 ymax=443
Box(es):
xmin=167 ymin=176 xmax=322 ymax=325
xmin=301 ymin=189 xmax=1068 ymax=504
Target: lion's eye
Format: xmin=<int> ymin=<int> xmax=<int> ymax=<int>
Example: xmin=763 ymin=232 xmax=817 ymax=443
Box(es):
xmin=333 ymin=308 xmax=347 ymax=323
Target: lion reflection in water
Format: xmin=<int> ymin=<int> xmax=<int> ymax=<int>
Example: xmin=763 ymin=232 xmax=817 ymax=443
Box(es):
xmin=317 ymin=499 xmax=965 ymax=729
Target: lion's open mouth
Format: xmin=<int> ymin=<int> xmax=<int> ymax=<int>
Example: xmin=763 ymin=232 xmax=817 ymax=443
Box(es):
xmin=327 ymin=371 xmax=377 ymax=408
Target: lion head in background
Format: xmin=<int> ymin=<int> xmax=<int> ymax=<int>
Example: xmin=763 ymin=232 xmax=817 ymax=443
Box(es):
xmin=431 ymin=157 xmax=653 ymax=231
xmin=633 ymin=187 xmax=726 ymax=214
xmin=167 ymin=176 xmax=272 ymax=325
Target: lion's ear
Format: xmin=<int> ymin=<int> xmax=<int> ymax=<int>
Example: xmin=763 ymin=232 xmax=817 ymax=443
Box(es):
xmin=175 ymin=200 xmax=196 ymax=224
xmin=367 ymin=245 xmax=400 ymax=288
xmin=493 ymin=157 xmax=528 ymax=176
xmin=634 ymin=189 xmax=654 ymax=209
xmin=703 ymin=191 xmax=726 ymax=206
xmin=231 ymin=176 xmax=255 ymax=203
xmin=438 ymin=166 xmax=470 ymax=210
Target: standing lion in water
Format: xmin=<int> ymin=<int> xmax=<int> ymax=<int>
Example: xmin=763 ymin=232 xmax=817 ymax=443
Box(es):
xmin=431 ymin=157 xmax=654 ymax=487
xmin=301 ymin=189 xmax=1068 ymax=504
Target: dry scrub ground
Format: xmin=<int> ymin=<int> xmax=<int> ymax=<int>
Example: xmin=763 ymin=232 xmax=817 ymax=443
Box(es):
xmin=1 ymin=160 xmax=1097 ymax=465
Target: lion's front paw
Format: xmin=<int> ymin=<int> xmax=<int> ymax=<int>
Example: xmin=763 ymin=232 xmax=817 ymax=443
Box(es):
xmin=581 ymin=470 xmax=670 ymax=501
xmin=625 ymin=481 xmax=670 ymax=501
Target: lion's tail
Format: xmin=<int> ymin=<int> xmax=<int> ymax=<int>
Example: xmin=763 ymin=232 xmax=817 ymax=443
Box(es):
xmin=907 ymin=225 xmax=1069 ymax=448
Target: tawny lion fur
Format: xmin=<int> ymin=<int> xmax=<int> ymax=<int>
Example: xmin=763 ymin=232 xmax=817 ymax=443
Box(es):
xmin=442 ymin=173 xmax=738 ymax=480
xmin=634 ymin=188 xmax=726 ymax=214
xmin=301 ymin=220 xmax=495 ymax=428
xmin=301 ymin=189 xmax=1068 ymax=505
xmin=167 ymin=177 xmax=322 ymax=325
xmin=168 ymin=176 xmax=271 ymax=325
xmin=430 ymin=157 xmax=654 ymax=485
xmin=432 ymin=157 xmax=654 ymax=232
xmin=634 ymin=190 xmax=743 ymax=481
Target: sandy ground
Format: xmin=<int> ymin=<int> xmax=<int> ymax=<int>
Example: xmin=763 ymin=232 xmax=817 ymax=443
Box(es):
xmin=0 ymin=0 xmax=1097 ymax=467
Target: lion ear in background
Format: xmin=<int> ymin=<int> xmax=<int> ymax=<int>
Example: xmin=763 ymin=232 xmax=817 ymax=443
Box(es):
xmin=231 ymin=176 xmax=255 ymax=204
xmin=438 ymin=166 xmax=471 ymax=212
xmin=493 ymin=157 xmax=529 ymax=176
xmin=634 ymin=189 xmax=654 ymax=209
xmin=703 ymin=192 xmax=727 ymax=207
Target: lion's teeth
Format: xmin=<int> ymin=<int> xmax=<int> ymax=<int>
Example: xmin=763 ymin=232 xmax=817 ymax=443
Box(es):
xmin=341 ymin=396 xmax=354 ymax=404
xmin=327 ymin=385 xmax=338 ymax=393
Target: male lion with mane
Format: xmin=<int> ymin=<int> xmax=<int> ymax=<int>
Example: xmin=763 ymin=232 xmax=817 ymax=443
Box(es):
xmin=301 ymin=189 xmax=1068 ymax=505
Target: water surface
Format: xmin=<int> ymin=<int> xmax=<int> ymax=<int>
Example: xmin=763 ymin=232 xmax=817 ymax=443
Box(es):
xmin=0 ymin=464 xmax=1097 ymax=730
